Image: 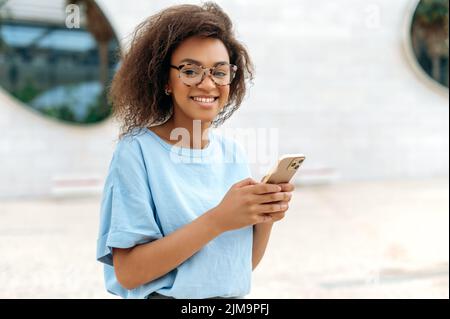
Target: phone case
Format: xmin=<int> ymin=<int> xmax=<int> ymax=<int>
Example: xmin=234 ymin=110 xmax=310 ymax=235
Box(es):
xmin=261 ymin=154 xmax=305 ymax=184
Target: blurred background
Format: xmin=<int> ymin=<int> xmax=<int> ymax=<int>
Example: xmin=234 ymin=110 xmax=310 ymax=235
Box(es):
xmin=0 ymin=0 xmax=448 ymax=298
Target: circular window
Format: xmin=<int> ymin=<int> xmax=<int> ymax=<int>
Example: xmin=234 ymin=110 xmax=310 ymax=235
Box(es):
xmin=0 ymin=0 xmax=120 ymax=125
xmin=409 ymin=0 xmax=449 ymax=89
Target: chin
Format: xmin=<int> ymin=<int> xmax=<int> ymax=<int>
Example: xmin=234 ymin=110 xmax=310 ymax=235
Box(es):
xmin=189 ymin=111 xmax=217 ymax=122
xmin=192 ymin=115 xmax=216 ymax=123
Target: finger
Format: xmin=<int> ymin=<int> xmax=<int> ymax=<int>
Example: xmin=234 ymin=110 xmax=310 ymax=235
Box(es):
xmin=252 ymin=183 xmax=282 ymax=195
xmin=267 ymin=200 xmax=290 ymax=210
xmin=270 ymin=200 xmax=290 ymax=207
xmin=253 ymin=192 xmax=291 ymax=204
xmin=258 ymin=202 xmax=288 ymax=213
xmin=234 ymin=177 xmax=258 ymax=188
xmin=278 ymin=183 xmax=295 ymax=192
xmin=267 ymin=211 xmax=286 ymax=221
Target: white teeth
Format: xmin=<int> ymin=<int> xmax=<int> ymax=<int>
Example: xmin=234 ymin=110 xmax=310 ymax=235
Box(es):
xmin=192 ymin=97 xmax=216 ymax=103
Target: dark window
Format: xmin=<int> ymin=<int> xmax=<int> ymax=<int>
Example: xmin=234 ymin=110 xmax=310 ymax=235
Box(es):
xmin=410 ymin=0 xmax=449 ymax=88
xmin=0 ymin=0 xmax=120 ymax=124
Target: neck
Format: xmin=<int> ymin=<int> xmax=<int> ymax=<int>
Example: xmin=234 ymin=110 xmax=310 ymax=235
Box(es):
xmin=165 ymin=113 xmax=212 ymax=150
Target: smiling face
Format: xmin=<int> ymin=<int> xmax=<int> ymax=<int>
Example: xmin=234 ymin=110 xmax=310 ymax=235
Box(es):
xmin=166 ymin=36 xmax=231 ymax=125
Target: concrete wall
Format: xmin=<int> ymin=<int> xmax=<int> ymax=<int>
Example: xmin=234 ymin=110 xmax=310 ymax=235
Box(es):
xmin=0 ymin=0 xmax=448 ymax=198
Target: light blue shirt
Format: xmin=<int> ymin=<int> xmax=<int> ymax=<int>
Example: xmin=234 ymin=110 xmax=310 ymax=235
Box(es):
xmin=96 ymin=127 xmax=253 ymax=299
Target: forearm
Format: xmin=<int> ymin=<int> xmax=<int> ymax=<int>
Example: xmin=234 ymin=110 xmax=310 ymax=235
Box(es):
xmin=252 ymin=221 xmax=274 ymax=270
xmin=114 ymin=208 xmax=223 ymax=290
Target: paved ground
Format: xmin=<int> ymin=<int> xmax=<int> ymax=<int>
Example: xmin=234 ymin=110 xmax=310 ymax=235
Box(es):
xmin=0 ymin=178 xmax=448 ymax=299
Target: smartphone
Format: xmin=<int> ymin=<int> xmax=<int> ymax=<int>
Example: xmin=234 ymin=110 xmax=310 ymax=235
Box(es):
xmin=261 ymin=154 xmax=305 ymax=184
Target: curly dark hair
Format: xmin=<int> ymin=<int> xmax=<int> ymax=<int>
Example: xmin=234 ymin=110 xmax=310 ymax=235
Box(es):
xmin=109 ymin=2 xmax=255 ymax=139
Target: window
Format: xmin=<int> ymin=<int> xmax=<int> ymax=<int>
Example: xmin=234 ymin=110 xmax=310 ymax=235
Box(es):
xmin=0 ymin=0 xmax=120 ymax=124
xmin=409 ymin=0 xmax=449 ymax=89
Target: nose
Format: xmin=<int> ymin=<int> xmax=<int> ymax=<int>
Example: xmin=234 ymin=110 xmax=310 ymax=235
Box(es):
xmin=196 ymin=70 xmax=217 ymax=90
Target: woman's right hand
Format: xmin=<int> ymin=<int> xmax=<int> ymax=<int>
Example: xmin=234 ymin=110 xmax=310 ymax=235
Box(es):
xmin=210 ymin=177 xmax=291 ymax=233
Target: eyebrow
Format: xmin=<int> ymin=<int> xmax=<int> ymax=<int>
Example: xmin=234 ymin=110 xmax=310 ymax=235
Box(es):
xmin=178 ymin=58 xmax=229 ymax=66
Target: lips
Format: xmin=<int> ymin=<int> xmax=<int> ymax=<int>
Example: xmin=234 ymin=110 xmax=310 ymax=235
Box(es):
xmin=190 ymin=96 xmax=219 ymax=102
xmin=190 ymin=96 xmax=218 ymax=108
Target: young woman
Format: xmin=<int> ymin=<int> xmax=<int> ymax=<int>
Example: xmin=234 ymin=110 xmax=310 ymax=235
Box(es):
xmin=96 ymin=2 xmax=294 ymax=299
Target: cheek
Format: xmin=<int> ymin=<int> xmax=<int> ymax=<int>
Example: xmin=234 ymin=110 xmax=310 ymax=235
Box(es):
xmin=172 ymin=83 xmax=190 ymax=100
xmin=173 ymin=80 xmax=186 ymax=92
xmin=219 ymin=87 xmax=230 ymax=102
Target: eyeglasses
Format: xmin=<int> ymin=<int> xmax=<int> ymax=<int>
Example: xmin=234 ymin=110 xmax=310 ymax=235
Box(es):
xmin=170 ymin=63 xmax=238 ymax=86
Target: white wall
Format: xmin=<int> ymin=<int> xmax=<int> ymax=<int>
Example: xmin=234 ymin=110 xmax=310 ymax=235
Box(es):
xmin=0 ymin=0 xmax=448 ymax=198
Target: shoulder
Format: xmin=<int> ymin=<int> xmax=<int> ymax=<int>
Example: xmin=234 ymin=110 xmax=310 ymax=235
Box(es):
xmin=112 ymin=128 xmax=148 ymax=164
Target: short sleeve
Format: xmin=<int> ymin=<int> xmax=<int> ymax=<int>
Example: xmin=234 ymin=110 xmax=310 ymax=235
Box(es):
xmin=96 ymin=136 xmax=163 ymax=266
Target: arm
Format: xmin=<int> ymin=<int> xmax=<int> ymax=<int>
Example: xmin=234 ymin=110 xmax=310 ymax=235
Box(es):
xmin=252 ymin=222 xmax=274 ymax=270
xmin=252 ymin=175 xmax=275 ymax=271
xmin=251 ymin=179 xmax=295 ymax=271
xmin=113 ymin=208 xmax=223 ymax=290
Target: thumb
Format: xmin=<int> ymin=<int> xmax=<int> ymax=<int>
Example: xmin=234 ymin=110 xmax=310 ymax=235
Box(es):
xmin=234 ymin=177 xmax=257 ymax=188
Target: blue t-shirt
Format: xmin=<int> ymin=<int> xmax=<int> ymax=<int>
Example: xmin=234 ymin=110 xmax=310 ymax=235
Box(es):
xmin=96 ymin=127 xmax=253 ymax=299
